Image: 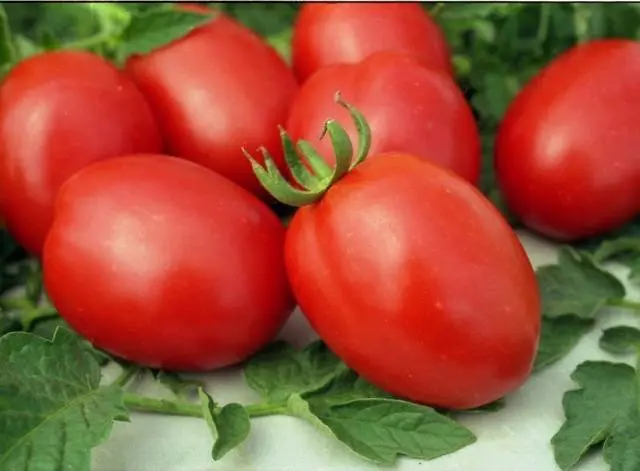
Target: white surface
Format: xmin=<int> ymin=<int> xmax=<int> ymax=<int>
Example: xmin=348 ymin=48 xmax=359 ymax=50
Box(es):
xmin=92 ymin=231 xmax=637 ymax=471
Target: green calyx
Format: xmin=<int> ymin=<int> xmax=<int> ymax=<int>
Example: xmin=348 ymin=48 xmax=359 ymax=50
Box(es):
xmin=243 ymin=92 xmax=372 ymax=207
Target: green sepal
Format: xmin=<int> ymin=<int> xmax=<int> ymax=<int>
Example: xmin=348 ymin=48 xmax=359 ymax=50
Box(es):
xmin=245 ymin=92 xmax=372 ymax=207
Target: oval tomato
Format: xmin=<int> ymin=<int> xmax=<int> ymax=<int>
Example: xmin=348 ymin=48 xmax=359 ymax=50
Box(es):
xmin=283 ymin=152 xmax=540 ymax=410
xmin=42 ymin=154 xmax=294 ymax=371
xmin=495 ymin=39 xmax=640 ymax=241
xmin=292 ymin=3 xmax=451 ymax=83
xmin=286 ymin=51 xmax=481 ymax=185
xmin=0 ymin=51 xmax=162 ymax=256
xmin=126 ymin=12 xmax=298 ymax=200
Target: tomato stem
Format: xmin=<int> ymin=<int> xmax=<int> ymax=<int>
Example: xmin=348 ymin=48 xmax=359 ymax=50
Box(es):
xmin=112 ymin=365 xmax=141 ymax=388
xmin=607 ymin=298 xmax=640 ymax=312
xmin=244 ymin=92 xmax=372 ymax=207
xmin=122 ymin=392 xmax=289 ymax=419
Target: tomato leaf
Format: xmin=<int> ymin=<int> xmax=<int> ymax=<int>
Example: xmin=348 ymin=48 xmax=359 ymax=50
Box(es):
xmin=152 ymin=370 xmax=205 ymax=399
xmin=306 ymin=398 xmax=476 ymax=465
xmin=536 ymin=247 xmax=626 ymax=318
xmin=599 ymin=326 xmax=640 ymax=355
xmin=199 ymin=389 xmax=251 ymax=461
xmin=244 ymin=340 xmax=345 ymax=402
xmin=602 ymin=407 xmax=640 ymax=471
xmin=534 ymin=316 xmax=595 ymax=372
xmin=0 ymin=329 xmax=127 ymax=470
xmin=117 ymin=8 xmax=214 ymax=60
xmin=551 ymin=361 xmax=637 ymax=470
xmin=0 ymin=4 xmax=16 ymax=73
xmin=306 ymin=368 xmax=392 ymax=406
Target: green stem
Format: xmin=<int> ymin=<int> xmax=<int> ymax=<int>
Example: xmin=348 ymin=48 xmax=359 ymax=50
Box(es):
xmin=112 ymin=365 xmax=141 ymax=388
xmin=607 ymin=298 xmax=640 ymax=312
xmin=122 ymin=392 xmax=289 ymax=419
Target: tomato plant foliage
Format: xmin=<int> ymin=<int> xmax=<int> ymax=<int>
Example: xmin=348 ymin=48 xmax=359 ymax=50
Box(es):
xmin=3 ymin=3 xmax=640 ymax=471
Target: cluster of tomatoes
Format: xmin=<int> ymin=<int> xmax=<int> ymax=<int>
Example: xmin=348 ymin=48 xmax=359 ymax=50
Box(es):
xmin=2 ymin=3 xmax=636 ymax=410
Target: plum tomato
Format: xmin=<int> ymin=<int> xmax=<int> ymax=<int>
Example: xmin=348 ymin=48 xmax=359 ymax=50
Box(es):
xmin=292 ymin=3 xmax=451 ymax=83
xmin=126 ymin=10 xmax=298 ymax=201
xmin=495 ymin=39 xmax=640 ymax=241
xmin=286 ymin=51 xmax=481 ymax=185
xmin=248 ymin=99 xmax=541 ymax=410
xmin=42 ymin=154 xmax=295 ymax=371
xmin=0 ymin=50 xmax=163 ymax=256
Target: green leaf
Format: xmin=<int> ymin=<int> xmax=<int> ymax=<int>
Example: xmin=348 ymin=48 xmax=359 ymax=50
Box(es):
xmin=0 ymin=4 xmax=16 ymax=73
xmin=534 ymin=316 xmax=595 ymax=372
xmin=244 ymin=340 xmax=344 ymax=402
xmin=0 ymin=317 xmax=20 ymax=336
xmin=0 ymin=329 xmax=127 ymax=470
xmin=152 ymin=371 xmax=205 ymax=399
xmin=603 ymin=407 xmax=640 ymax=471
xmin=117 ymin=9 xmax=214 ymax=60
xmin=551 ymin=361 xmax=637 ymax=470
xmin=599 ymin=326 xmax=640 ymax=355
xmin=307 ymin=398 xmax=476 ymax=465
xmin=199 ymin=390 xmax=251 ymax=461
xmin=536 ymin=247 xmax=626 ymax=318
xmin=306 ymin=368 xmax=392 ymax=406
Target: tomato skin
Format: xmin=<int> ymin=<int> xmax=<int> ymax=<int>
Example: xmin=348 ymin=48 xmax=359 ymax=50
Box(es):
xmin=286 ymin=52 xmax=481 ymax=185
xmin=43 ymin=155 xmax=294 ymax=371
xmin=495 ymin=39 xmax=640 ymax=241
xmin=126 ymin=13 xmax=298 ymax=200
xmin=0 ymin=51 xmax=162 ymax=256
xmin=292 ymin=3 xmax=451 ymax=83
xmin=286 ymin=153 xmax=540 ymax=409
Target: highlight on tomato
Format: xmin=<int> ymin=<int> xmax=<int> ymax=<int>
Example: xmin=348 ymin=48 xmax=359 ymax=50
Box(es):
xmin=126 ymin=8 xmax=298 ymax=201
xmin=286 ymin=51 xmax=481 ymax=185
xmin=291 ymin=3 xmax=452 ymax=83
xmin=42 ymin=154 xmax=295 ymax=371
xmin=0 ymin=50 xmax=163 ymax=256
xmin=245 ymin=95 xmax=541 ymax=410
xmin=495 ymin=39 xmax=640 ymax=241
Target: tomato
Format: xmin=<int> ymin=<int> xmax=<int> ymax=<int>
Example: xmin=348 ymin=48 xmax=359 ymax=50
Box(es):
xmin=126 ymin=11 xmax=298 ymax=200
xmin=292 ymin=3 xmax=451 ymax=83
xmin=0 ymin=51 xmax=162 ymax=256
xmin=286 ymin=51 xmax=481 ymax=185
xmin=282 ymin=152 xmax=540 ymax=409
xmin=495 ymin=39 xmax=640 ymax=241
xmin=43 ymin=154 xmax=294 ymax=371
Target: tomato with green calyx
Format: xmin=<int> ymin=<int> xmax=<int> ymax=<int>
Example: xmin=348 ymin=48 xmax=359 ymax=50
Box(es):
xmin=42 ymin=154 xmax=294 ymax=371
xmin=125 ymin=8 xmax=298 ymax=201
xmin=495 ymin=39 xmax=640 ymax=241
xmin=245 ymin=95 xmax=541 ymax=410
xmin=292 ymin=3 xmax=451 ymax=83
xmin=0 ymin=50 xmax=162 ymax=256
xmin=286 ymin=51 xmax=481 ymax=185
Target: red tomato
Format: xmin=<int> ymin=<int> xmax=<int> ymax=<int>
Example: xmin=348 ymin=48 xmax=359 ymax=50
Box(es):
xmin=495 ymin=39 xmax=640 ymax=241
xmin=0 ymin=51 xmax=162 ymax=256
xmin=43 ymin=154 xmax=294 ymax=371
xmin=126 ymin=12 xmax=298 ymax=200
xmin=283 ymin=153 xmax=540 ymax=409
xmin=292 ymin=3 xmax=452 ymax=83
xmin=286 ymin=52 xmax=481 ymax=184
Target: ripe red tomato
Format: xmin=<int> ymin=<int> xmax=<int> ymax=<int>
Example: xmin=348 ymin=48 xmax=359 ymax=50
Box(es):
xmin=286 ymin=52 xmax=481 ymax=185
xmin=282 ymin=153 xmax=540 ymax=409
xmin=43 ymin=154 xmax=294 ymax=371
xmin=126 ymin=12 xmax=298 ymax=200
xmin=0 ymin=51 xmax=162 ymax=256
xmin=495 ymin=39 xmax=640 ymax=241
xmin=292 ymin=3 xmax=451 ymax=83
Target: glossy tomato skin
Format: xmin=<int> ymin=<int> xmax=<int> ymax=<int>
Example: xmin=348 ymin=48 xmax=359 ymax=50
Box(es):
xmin=495 ymin=39 xmax=640 ymax=241
xmin=286 ymin=153 xmax=540 ymax=409
xmin=0 ymin=51 xmax=162 ymax=256
xmin=126 ymin=13 xmax=298 ymax=200
xmin=292 ymin=3 xmax=451 ymax=83
xmin=287 ymin=52 xmax=481 ymax=185
xmin=43 ymin=155 xmax=294 ymax=371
